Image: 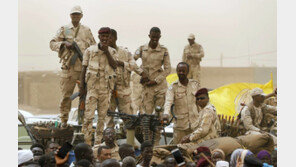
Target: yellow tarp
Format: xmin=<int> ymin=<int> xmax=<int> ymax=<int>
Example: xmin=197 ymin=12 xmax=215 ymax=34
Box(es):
xmin=209 ymin=74 xmax=274 ymax=117
xmin=166 ymin=73 xmax=274 ymax=117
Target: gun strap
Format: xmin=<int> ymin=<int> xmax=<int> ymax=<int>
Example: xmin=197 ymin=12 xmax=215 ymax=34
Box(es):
xmin=69 ymin=25 xmax=81 ymax=66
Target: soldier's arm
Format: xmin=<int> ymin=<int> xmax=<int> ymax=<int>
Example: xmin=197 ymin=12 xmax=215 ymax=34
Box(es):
xmin=189 ymin=111 xmax=213 ymax=141
xmin=133 ymin=48 xmax=144 ymax=75
xmin=105 ymin=48 xmax=118 ymax=69
xmin=197 ymin=45 xmax=204 ymax=59
xmin=50 ymin=27 xmax=66 ymax=52
xmin=241 ymin=107 xmax=260 ymax=132
xmin=88 ymin=28 xmax=96 ymax=46
xmin=154 ymin=49 xmax=171 ymax=84
xmin=263 ymin=105 xmax=277 ymax=115
xmin=163 ymin=85 xmax=174 ymax=116
xmin=123 ymin=50 xmax=142 ymax=73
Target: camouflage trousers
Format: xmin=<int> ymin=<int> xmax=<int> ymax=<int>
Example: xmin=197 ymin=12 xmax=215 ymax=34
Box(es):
xmin=107 ymin=85 xmax=133 ymax=128
xmin=173 ymin=128 xmax=194 ymax=144
xmin=187 ymin=64 xmax=201 ymax=85
xmin=142 ymin=82 xmax=167 ymax=146
xmin=82 ymin=90 xmax=112 ymax=146
xmin=59 ymin=69 xmax=81 ymax=123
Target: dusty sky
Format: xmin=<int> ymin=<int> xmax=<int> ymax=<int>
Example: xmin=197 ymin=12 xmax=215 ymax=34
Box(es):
xmin=18 ymin=0 xmax=277 ymax=70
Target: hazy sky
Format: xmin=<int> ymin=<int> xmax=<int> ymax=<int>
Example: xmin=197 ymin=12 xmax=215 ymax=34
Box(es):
xmin=18 ymin=0 xmax=277 ymax=70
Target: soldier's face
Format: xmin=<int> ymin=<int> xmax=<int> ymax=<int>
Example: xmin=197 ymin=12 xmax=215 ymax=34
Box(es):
xmin=177 ymin=64 xmax=189 ymax=81
xmin=253 ymin=94 xmax=265 ymax=104
xmin=70 ymin=13 xmax=83 ymax=23
xmin=188 ymin=38 xmax=195 ymax=45
xmin=108 ymin=35 xmax=116 ymax=46
xmin=32 ymin=147 xmax=44 ymax=156
xmin=149 ymin=32 xmax=161 ymax=45
xmin=99 ymin=34 xmax=110 ymax=46
xmin=196 ymin=94 xmax=209 ymax=108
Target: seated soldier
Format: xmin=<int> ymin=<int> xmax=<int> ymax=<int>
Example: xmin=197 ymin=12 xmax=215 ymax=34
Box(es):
xmin=93 ymin=128 xmax=120 ymax=160
xmin=241 ymin=88 xmax=277 ymax=135
xmin=180 ymin=88 xmax=220 ymax=144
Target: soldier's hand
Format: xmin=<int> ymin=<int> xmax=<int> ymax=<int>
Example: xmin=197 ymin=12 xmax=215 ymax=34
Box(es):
xmin=101 ymin=44 xmax=109 ymax=52
xmin=63 ymin=41 xmax=72 ymax=49
xmin=180 ymin=135 xmax=191 ymax=144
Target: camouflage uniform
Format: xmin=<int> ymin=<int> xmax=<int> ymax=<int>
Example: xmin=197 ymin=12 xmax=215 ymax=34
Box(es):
xmin=50 ymin=22 xmax=95 ymax=124
xmin=134 ymin=43 xmax=171 ymax=145
xmin=189 ymin=102 xmax=219 ymax=143
xmin=241 ymin=102 xmax=277 ymax=133
xmin=182 ymin=42 xmax=204 ymax=84
xmin=93 ymin=142 xmax=120 ymax=160
xmin=82 ymin=45 xmax=118 ymax=145
xmin=163 ymin=79 xmax=200 ymax=144
xmin=130 ymin=73 xmax=143 ymax=114
xmin=108 ymin=46 xmax=141 ymax=127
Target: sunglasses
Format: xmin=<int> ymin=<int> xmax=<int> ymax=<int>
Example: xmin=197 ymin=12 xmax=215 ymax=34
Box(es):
xmin=196 ymin=97 xmax=207 ymax=101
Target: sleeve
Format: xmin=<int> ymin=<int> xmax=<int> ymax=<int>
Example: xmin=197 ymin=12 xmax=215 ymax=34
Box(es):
xmin=49 ymin=27 xmax=65 ymax=52
xmin=241 ymin=106 xmax=260 ymax=132
xmin=197 ymin=45 xmax=204 ymax=59
xmin=82 ymin=48 xmax=90 ymax=66
xmin=189 ymin=111 xmax=213 ymax=141
xmin=163 ymin=85 xmax=175 ymax=115
xmin=133 ymin=47 xmax=144 ymax=75
xmin=124 ymin=50 xmax=142 ymax=74
xmin=154 ymin=49 xmax=171 ymax=84
xmin=88 ymin=28 xmax=96 ymax=46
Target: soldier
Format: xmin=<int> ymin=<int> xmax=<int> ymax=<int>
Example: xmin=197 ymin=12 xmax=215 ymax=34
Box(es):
xmin=92 ymin=128 xmax=120 ymax=161
xmin=50 ymin=6 xmax=96 ymax=127
xmin=79 ymin=27 xmax=118 ymax=145
xmin=162 ymin=62 xmax=200 ymax=144
xmin=241 ymin=88 xmax=277 ymax=134
xmin=182 ymin=33 xmax=204 ymax=85
xmin=180 ymin=88 xmax=220 ymax=144
xmin=108 ymin=29 xmax=141 ymax=120
xmin=130 ymin=73 xmax=144 ymax=114
xmin=134 ymin=27 xmax=171 ymax=145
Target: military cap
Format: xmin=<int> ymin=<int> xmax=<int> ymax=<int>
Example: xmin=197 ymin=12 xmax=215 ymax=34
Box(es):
xmin=70 ymin=5 xmax=83 ymax=14
xmin=98 ymin=27 xmax=111 ymax=34
xmin=188 ymin=33 xmax=195 ymax=39
xmin=250 ymin=88 xmax=266 ymax=97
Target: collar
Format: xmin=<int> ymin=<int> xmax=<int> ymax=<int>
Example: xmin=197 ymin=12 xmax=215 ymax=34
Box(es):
xmin=177 ymin=79 xmax=189 ymax=87
xmin=67 ymin=22 xmax=81 ymax=29
xmin=143 ymin=43 xmax=162 ymax=51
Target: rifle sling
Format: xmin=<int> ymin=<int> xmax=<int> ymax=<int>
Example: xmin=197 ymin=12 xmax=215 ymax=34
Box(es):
xmin=70 ymin=25 xmax=81 ymax=66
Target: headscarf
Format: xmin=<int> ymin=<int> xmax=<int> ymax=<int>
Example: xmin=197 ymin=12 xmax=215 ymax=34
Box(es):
xmin=257 ymin=150 xmax=271 ymax=161
xmin=216 ymin=161 xmax=229 ymax=167
xmin=211 ymin=148 xmax=225 ymax=160
xmin=230 ymin=149 xmax=253 ymax=167
xmin=18 ymin=150 xmax=33 ymax=165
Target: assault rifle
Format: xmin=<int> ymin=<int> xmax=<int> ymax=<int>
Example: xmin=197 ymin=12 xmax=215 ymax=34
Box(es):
xmin=70 ymin=80 xmax=86 ymax=125
xmin=69 ymin=41 xmax=83 ymax=65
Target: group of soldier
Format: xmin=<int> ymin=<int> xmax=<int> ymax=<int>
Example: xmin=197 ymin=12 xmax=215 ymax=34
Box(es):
xmin=49 ymin=6 xmax=277 ymax=149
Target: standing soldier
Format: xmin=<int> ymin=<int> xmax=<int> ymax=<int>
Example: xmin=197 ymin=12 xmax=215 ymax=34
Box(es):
xmin=134 ymin=27 xmax=171 ymax=145
xmin=182 ymin=33 xmax=204 ymax=85
xmin=80 ymin=27 xmax=118 ymax=145
xmin=107 ymin=29 xmax=141 ymax=120
xmin=162 ymin=62 xmax=200 ymax=144
xmin=50 ymin=6 xmax=96 ymax=127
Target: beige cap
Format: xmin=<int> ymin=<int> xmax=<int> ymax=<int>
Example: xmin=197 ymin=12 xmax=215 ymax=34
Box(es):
xmin=188 ymin=33 xmax=195 ymax=39
xmin=250 ymin=88 xmax=266 ymax=96
xmin=70 ymin=5 xmax=83 ymax=14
